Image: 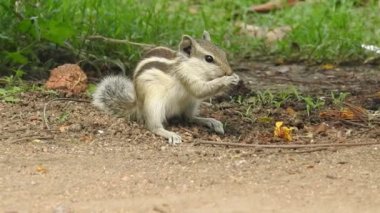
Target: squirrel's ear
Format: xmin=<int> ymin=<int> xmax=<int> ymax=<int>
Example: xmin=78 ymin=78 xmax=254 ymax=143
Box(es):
xmin=202 ymin=31 xmax=211 ymax=42
xmin=179 ymin=35 xmax=194 ymax=57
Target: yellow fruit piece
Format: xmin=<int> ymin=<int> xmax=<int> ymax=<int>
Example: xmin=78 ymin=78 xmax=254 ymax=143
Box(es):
xmin=274 ymin=121 xmax=295 ymax=142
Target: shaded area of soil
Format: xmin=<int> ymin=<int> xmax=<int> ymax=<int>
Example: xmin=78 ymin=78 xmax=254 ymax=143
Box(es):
xmin=1 ymin=62 xmax=380 ymax=212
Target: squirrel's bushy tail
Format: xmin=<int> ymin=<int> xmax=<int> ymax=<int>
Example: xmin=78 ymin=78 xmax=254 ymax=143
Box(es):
xmin=92 ymin=75 xmax=137 ymax=118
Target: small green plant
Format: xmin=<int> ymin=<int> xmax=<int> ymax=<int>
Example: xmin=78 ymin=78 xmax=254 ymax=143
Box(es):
xmin=57 ymin=111 xmax=70 ymax=123
xmin=86 ymin=83 xmax=97 ymax=97
xmin=331 ymin=91 xmax=350 ymax=106
xmin=256 ymin=90 xmax=275 ymax=106
xmin=302 ymin=96 xmax=325 ymax=116
xmin=0 ymin=87 xmax=21 ymax=103
xmin=243 ymin=88 xmax=299 ymax=109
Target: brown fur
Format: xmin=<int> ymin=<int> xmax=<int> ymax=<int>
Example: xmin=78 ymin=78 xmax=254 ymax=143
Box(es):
xmin=144 ymin=47 xmax=177 ymax=59
xmin=134 ymin=60 xmax=175 ymax=79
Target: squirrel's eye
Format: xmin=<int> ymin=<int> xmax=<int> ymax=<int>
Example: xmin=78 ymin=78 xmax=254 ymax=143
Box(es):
xmin=205 ymin=55 xmax=214 ymax=63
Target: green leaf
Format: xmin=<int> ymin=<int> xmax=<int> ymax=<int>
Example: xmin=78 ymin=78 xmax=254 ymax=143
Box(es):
xmin=9 ymin=86 xmax=22 ymax=93
xmin=17 ymin=19 xmax=33 ymax=33
xmin=40 ymin=20 xmax=74 ymax=45
xmin=0 ymin=88 xmax=6 ymax=96
xmin=86 ymin=83 xmax=97 ymax=96
xmin=14 ymin=69 xmax=25 ymax=79
xmin=6 ymin=52 xmax=28 ymax=65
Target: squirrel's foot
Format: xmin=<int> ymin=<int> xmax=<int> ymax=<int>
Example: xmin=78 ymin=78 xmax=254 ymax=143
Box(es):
xmin=149 ymin=127 xmax=182 ymax=145
xmin=206 ymin=118 xmax=225 ymax=135
xmin=192 ymin=117 xmax=225 ymax=135
xmin=167 ymin=132 xmax=182 ymax=145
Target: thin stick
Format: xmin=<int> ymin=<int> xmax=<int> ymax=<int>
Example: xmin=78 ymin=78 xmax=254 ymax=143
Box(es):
xmin=0 ymin=133 xmax=47 ymax=141
xmin=43 ymin=98 xmax=90 ymax=131
xmin=289 ymin=147 xmax=329 ymax=153
xmin=340 ymin=120 xmax=369 ymax=128
xmin=194 ymin=140 xmax=380 ymax=149
xmin=87 ymin=35 xmax=155 ymax=49
xmin=8 ymin=136 xmax=54 ymax=144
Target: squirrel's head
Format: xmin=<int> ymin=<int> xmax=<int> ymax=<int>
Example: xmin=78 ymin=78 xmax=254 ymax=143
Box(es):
xmin=178 ymin=31 xmax=233 ymax=80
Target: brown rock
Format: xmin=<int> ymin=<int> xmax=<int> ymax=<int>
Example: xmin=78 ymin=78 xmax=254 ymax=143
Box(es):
xmin=45 ymin=64 xmax=88 ymax=94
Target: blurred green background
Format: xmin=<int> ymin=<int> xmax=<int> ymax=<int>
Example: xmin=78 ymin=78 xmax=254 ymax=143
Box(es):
xmin=1 ymin=0 xmax=380 ymax=79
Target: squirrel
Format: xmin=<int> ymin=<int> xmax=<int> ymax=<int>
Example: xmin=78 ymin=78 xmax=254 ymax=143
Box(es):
xmin=92 ymin=31 xmax=240 ymax=144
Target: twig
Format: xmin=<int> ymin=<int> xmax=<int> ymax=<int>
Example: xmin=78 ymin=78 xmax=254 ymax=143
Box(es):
xmin=0 ymin=133 xmax=47 ymax=141
xmin=8 ymin=136 xmax=54 ymax=144
xmin=194 ymin=140 xmax=380 ymax=149
xmin=87 ymin=35 xmax=155 ymax=49
xmin=43 ymin=98 xmax=90 ymax=131
xmin=288 ymin=147 xmax=329 ymax=153
xmin=340 ymin=120 xmax=369 ymax=128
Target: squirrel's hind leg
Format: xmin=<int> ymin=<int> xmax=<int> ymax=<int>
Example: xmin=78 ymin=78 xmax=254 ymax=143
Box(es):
xmin=143 ymin=98 xmax=182 ymax=144
xmin=191 ymin=117 xmax=225 ymax=135
xmin=184 ymin=101 xmax=225 ymax=135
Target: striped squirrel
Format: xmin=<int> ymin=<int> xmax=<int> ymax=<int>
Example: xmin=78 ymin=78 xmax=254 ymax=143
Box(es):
xmin=92 ymin=31 xmax=240 ymax=144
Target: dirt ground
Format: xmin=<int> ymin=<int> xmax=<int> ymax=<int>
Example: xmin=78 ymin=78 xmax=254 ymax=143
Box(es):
xmin=1 ymin=62 xmax=380 ymax=212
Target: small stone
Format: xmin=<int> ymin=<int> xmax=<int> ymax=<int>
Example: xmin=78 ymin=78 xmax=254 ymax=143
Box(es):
xmin=277 ymin=66 xmax=290 ymax=74
xmin=53 ymin=203 xmax=71 ymax=213
xmin=68 ymin=124 xmax=82 ymax=132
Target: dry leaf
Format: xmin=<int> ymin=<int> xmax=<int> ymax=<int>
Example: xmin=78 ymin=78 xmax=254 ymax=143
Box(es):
xmin=274 ymin=121 xmax=295 ymax=142
xmin=266 ymin=26 xmax=292 ymax=43
xmin=188 ymin=5 xmax=199 ymax=14
xmin=286 ymin=107 xmax=297 ymax=118
xmin=340 ymin=108 xmax=355 ymax=120
xmin=237 ymin=23 xmax=291 ymax=43
xmin=45 ymin=64 xmax=88 ymax=94
xmin=59 ymin=125 xmax=70 ymax=133
xmin=321 ymin=64 xmax=335 ymax=70
xmin=80 ymin=134 xmax=94 ymax=143
xmin=249 ymin=0 xmax=299 ymax=13
xmin=208 ymin=134 xmax=221 ymax=141
xmin=36 ymin=165 xmax=48 ymax=174
xmin=320 ymin=105 xmax=367 ymax=121
xmin=257 ymin=116 xmax=273 ymax=123
xmin=313 ymin=122 xmax=329 ymax=135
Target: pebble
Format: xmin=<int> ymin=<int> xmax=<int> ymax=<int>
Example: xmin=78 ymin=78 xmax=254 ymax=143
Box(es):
xmin=68 ymin=124 xmax=82 ymax=132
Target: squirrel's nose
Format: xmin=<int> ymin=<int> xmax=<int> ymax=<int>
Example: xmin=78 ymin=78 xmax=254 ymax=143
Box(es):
xmin=225 ymin=67 xmax=233 ymax=76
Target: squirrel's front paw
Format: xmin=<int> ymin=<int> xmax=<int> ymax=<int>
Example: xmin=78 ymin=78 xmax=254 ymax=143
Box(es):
xmin=224 ymin=73 xmax=240 ymax=86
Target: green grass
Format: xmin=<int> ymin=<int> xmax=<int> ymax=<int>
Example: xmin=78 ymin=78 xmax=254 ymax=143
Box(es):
xmin=1 ymin=0 xmax=380 ymax=79
xmin=233 ymin=86 xmax=351 ymax=118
